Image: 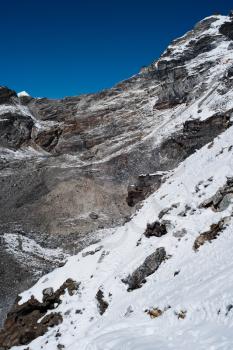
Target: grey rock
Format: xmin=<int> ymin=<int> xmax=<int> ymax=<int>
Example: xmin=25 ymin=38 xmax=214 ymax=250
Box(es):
xmin=89 ymin=212 xmax=99 ymax=220
xmin=82 ymin=245 xmax=103 ymax=257
xmin=144 ymin=221 xmax=167 ymax=238
xmin=219 ymin=19 xmax=233 ymax=39
xmin=43 ymin=287 xmax=54 ymax=297
xmin=0 ymin=113 xmax=34 ymax=149
xmin=173 ymin=229 xmax=187 ymax=238
xmin=122 ymin=247 xmax=166 ymax=291
xmin=201 ymin=178 xmax=233 ymax=212
xmin=96 ymin=289 xmax=109 ymax=315
xmin=218 ymin=193 xmax=233 ymax=211
xmin=124 ymin=305 xmax=134 ymax=317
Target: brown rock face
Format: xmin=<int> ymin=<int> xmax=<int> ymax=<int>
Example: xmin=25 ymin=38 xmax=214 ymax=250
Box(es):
xmin=193 ymin=218 xmax=228 ymax=251
xmin=0 ymin=279 xmax=78 ymax=349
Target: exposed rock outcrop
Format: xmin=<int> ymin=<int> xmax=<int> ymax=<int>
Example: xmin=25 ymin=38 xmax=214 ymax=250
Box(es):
xmin=127 ymin=173 xmax=163 ymax=207
xmin=33 ymin=126 xmax=62 ymax=152
xmin=193 ymin=218 xmax=229 ymax=251
xmin=160 ymin=114 xmax=232 ymax=165
xmin=122 ymin=247 xmax=166 ymax=291
xmin=201 ymin=178 xmax=233 ymax=211
xmin=0 ymin=113 xmax=34 ymax=149
xmin=219 ymin=19 xmax=233 ymax=39
xmin=0 ymin=279 xmax=78 ymax=349
xmin=96 ymin=289 xmax=109 ymax=315
xmin=144 ymin=221 xmax=167 ymax=238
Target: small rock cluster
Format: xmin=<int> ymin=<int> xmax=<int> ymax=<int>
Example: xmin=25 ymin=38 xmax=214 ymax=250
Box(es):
xmin=0 ymin=279 xmax=79 ymax=349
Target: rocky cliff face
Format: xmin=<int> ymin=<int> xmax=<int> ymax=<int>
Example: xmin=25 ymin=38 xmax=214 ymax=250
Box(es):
xmin=1 ymin=13 xmax=233 ymax=335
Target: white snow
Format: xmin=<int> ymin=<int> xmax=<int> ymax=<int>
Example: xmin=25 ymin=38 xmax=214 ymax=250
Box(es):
xmin=11 ymin=122 xmax=233 ymax=350
xmin=17 ymin=91 xmax=30 ymax=97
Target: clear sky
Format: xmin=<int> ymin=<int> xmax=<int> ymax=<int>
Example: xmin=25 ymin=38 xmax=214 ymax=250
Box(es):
xmin=1 ymin=0 xmax=232 ymax=98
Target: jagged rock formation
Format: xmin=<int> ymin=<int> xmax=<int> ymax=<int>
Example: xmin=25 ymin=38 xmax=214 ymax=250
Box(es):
xmin=0 ymin=279 xmax=78 ymax=348
xmin=1 ymin=12 xmax=233 ymax=339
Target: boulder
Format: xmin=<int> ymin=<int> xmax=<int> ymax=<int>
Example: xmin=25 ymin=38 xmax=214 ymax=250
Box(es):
xmin=96 ymin=289 xmax=109 ymax=315
xmin=122 ymin=247 xmax=166 ymax=291
xmin=144 ymin=221 xmax=167 ymax=238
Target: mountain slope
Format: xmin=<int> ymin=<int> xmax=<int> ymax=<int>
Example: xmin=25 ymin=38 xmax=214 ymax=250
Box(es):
xmin=1 ymin=12 xmax=233 ymax=348
xmin=3 ymin=108 xmax=233 ymax=350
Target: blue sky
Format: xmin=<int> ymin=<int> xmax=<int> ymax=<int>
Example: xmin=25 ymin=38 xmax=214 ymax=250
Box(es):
xmin=1 ymin=0 xmax=232 ymax=98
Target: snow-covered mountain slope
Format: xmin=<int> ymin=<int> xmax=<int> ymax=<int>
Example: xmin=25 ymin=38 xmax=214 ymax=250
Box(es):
xmin=1 ymin=12 xmax=233 ymax=347
xmin=3 ymin=114 xmax=233 ymax=349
